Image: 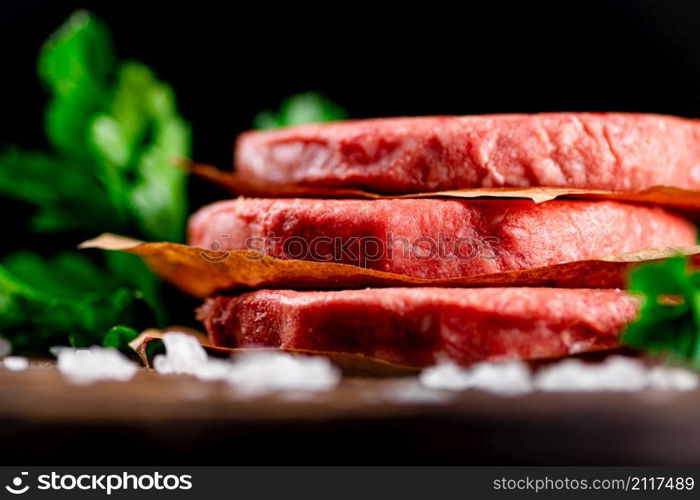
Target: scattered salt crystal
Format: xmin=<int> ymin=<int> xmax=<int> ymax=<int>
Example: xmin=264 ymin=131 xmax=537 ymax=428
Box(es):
xmin=469 ymin=361 xmax=534 ymax=394
xmin=420 ymin=361 xmax=532 ymax=395
xmin=194 ymin=358 xmax=237 ymax=382
xmin=647 ymin=366 xmax=699 ymax=391
xmin=0 ymin=336 xmax=11 ymax=359
xmin=153 ymin=333 xmax=209 ymax=375
xmin=3 ymin=356 xmax=28 ymax=371
xmin=419 ymin=362 xmax=474 ymax=391
xmin=54 ymin=346 xmax=138 ymax=384
xmin=419 ymin=356 xmax=699 ymax=394
xmin=224 ymin=352 xmax=340 ymax=395
xmin=153 ymin=332 xmax=232 ymax=381
xmin=535 ymin=356 xmax=650 ymax=392
xmin=152 ymin=332 xmax=700 ymax=395
xmin=154 ymin=332 xmax=340 ymax=394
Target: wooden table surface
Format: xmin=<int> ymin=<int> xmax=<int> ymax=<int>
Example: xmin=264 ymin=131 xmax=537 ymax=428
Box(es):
xmin=1 ymin=362 xmax=699 ymax=465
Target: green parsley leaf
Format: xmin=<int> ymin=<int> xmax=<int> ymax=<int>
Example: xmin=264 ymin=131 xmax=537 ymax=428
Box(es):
xmin=0 ymin=148 xmax=123 ymax=233
xmin=254 ymin=92 xmax=346 ymax=129
xmin=0 ymin=253 xmax=157 ymax=353
xmin=104 ymin=252 xmax=166 ymax=325
xmin=102 ymin=325 xmax=139 ymax=351
xmin=144 ymin=338 xmax=165 ymax=361
xmin=38 ymin=10 xmax=114 ymax=98
xmin=89 ymin=62 xmax=191 ymax=242
xmin=38 ymin=10 xmax=114 ymax=157
xmin=0 ymin=10 xmax=190 ymax=352
xmin=623 ymin=256 xmax=700 ymax=367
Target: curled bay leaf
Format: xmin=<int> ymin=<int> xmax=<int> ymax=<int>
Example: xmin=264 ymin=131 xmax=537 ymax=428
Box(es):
xmin=191 ymin=162 xmax=700 ymax=216
xmin=131 ymin=329 xmax=419 ymax=376
xmin=80 ymin=233 xmax=700 ymax=297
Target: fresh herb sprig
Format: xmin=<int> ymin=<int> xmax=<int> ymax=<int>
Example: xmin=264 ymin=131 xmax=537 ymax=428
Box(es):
xmin=623 ymin=256 xmax=700 ymax=367
xmin=0 ymin=253 xmax=155 ymax=351
xmin=0 ymin=10 xmax=190 ymax=352
xmin=1 ymin=10 xmax=190 ymax=241
xmin=254 ymin=92 xmax=346 ymax=129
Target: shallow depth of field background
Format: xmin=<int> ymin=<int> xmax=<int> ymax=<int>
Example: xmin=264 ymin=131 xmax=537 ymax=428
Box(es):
xmin=3 ymin=0 xmax=700 ymax=465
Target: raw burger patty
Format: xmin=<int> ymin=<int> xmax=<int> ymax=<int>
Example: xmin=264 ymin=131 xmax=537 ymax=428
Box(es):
xmin=198 ymin=288 xmax=639 ymax=366
xmin=188 ymin=198 xmax=696 ymax=279
xmin=236 ymin=113 xmax=700 ymax=193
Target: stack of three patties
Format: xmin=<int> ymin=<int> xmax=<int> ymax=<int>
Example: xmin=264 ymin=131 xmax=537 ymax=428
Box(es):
xmin=190 ymin=113 xmax=699 ymax=368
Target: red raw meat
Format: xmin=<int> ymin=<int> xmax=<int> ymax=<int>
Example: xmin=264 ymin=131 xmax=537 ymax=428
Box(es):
xmin=188 ymin=198 xmax=696 ymax=279
xmin=198 ymin=288 xmax=639 ymax=366
xmin=236 ymin=113 xmax=700 ymax=193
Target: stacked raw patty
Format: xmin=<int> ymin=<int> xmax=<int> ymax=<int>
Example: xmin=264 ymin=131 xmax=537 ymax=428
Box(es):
xmin=192 ymin=113 xmax=700 ymax=367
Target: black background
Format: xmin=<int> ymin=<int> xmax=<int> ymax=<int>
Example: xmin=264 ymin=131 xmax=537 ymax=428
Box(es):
xmin=4 ymin=0 xmax=700 ymax=240
xmin=3 ymin=1 xmax=700 ymax=295
xmin=4 ymin=0 xmax=700 ymax=190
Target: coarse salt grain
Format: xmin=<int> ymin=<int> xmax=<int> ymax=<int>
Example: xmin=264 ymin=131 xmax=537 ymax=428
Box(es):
xmin=224 ymin=351 xmax=340 ymax=395
xmin=535 ymin=356 xmax=651 ymax=392
xmin=419 ymin=356 xmax=699 ymax=395
xmin=420 ymin=360 xmax=532 ymax=395
xmin=154 ymin=332 xmax=340 ymax=394
xmin=3 ymin=356 xmax=29 ymax=371
xmin=54 ymin=346 xmax=138 ymax=384
xmin=647 ymin=365 xmax=699 ymax=391
xmin=153 ymin=332 xmax=212 ymax=375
